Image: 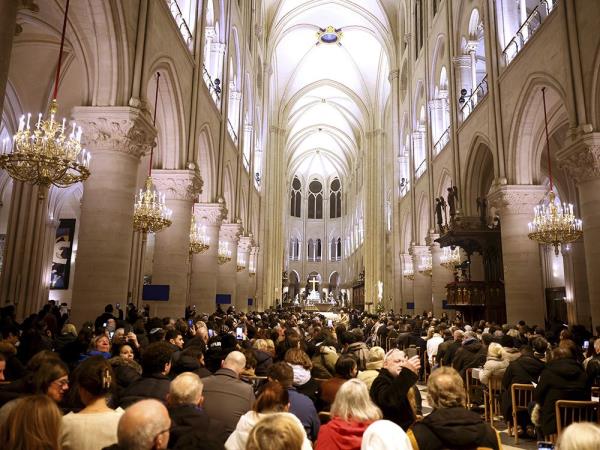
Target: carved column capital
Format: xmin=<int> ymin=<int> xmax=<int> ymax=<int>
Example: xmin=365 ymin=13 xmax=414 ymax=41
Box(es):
xmin=238 ymin=236 xmax=254 ymax=253
xmin=194 ymin=202 xmax=227 ymax=227
xmin=71 ymin=106 xmax=156 ymax=159
xmin=219 ymin=222 xmax=243 ymax=243
xmin=487 ymin=184 xmax=546 ymax=215
xmin=452 ymin=55 xmax=471 ymax=68
xmin=557 ymin=133 xmax=600 ymax=184
xmin=152 ymin=169 xmax=203 ymax=202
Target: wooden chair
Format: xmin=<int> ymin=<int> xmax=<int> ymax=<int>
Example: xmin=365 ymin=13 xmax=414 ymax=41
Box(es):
xmin=465 ymin=368 xmax=483 ymax=410
xmin=592 ymin=386 xmax=600 ymax=398
xmin=482 ymin=374 xmax=504 ymax=425
xmin=318 ymin=411 xmax=332 ymax=425
xmin=244 ymin=375 xmax=267 ymax=392
xmin=555 ymin=400 xmax=600 ymax=435
xmin=510 ymin=383 xmax=534 ymax=444
xmin=386 ymin=336 xmax=397 ymax=352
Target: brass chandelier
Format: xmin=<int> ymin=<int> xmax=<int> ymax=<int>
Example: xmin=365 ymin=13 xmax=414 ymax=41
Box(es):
xmin=217 ymin=241 xmax=232 ymax=265
xmin=189 ymin=215 xmax=209 ymax=254
xmin=0 ymin=0 xmax=90 ymax=190
xmin=527 ymin=87 xmax=583 ymax=255
xmin=402 ymin=260 xmax=415 ymax=280
xmin=440 ymin=246 xmax=461 ymax=271
xmin=418 ymin=254 xmax=433 ymax=277
xmin=133 ymin=73 xmax=172 ymax=234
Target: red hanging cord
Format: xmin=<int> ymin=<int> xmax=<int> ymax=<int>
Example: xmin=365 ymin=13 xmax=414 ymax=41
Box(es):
xmin=541 ymin=87 xmax=553 ymax=192
xmin=149 ymin=72 xmax=160 ymax=177
xmin=52 ymin=0 xmax=70 ymax=101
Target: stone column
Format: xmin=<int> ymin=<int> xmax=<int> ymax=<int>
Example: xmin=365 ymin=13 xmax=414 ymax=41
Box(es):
xmin=70 ymin=106 xmax=155 ymax=326
xmin=248 ymin=246 xmax=258 ymax=309
xmin=190 ymin=201 xmax=226 ymax=314
xmin=488 ymin=184 xmax=547 ymax=326
xmin=151 ymin=169 xmax=202 ymax=318
xmin=0 ymin=0 xmax=18 ymax=116
xmin=0 ymin=182 xmax=52 ymax=319
xmin=217 ymin=222 xmax=242 ymax=309
xmin=400 ymin=253 xmax=414 ymax=314
xmin=562 ymin=242 xmax=590 ymax=328
xmin=558 ymin=133 xmax=600 ymax=329
xmin=429 ymin=234 xmax=454 ymax=317
xmin=452 ymin=55 xmax=472 ymax=96
xmin=410 ymin=245 xmax=432 ymax=315
xmin=236 ymin=235 xmax=253 ymax=311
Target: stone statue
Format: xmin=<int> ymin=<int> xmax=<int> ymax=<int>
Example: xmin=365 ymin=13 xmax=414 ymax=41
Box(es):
xmin=435 ymin=197 xmax=444 ymax=231
xmin=477 ymin=197 xmax=487 ymax=224
xmin=447 ymin=187 xmax=456 ymax=218
xmin=440 ymin=196 xmax=448 ymax=226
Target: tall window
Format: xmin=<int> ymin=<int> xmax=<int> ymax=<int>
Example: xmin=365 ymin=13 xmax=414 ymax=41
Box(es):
xmin=307 ymin=238 xmax=322 ymax=261
xmin=308 ymin=180 xmax=323 ymax=219
xmin=329 ymin=178 xmax=342 ymax=218
xmin=330 ymin=237 xmax=342 ymax=261
xmin=415 ymin=0 xmax=424 ymax=55
xmin=289 ymin=238 xmax=300 ymax=261
xmin=290 ymin=177 xmax=301 ymax=217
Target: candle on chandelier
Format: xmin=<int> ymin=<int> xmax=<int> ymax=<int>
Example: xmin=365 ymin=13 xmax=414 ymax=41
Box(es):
xmin=26 ymin=113 xmax=31 ymax=130
xmin=37 ymin=113 xmax=42 ymax=129
xmin=18 ymin=115 xmax=25 ymax=132
xmin=61 ymin=118 xmax=66 ymax=134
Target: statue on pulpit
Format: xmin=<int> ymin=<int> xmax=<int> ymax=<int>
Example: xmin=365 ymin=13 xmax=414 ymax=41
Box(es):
xmin=435 ymin=198 xmax=444 ymax=232
xmin=447 ymin=187 xmax=458 ymax=219
xmin=477 ymin=197 xmax=487 ymax=225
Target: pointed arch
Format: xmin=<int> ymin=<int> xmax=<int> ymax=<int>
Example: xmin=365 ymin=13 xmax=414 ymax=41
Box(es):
xmin=197 ymin=123 xmax=217 ymax=202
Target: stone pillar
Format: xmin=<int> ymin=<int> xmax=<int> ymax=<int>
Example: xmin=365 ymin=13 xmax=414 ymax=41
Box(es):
xmin=190 ymin=201 xmax=226 ymax=314
xmin=0 ymin=182 xmax=52 ymax=319
xmin=429 ymin=234 xmax=454 ymax=317
xmin=70 ymin=106 xmax=155 ymax=326
xmin=400 ymin=252 xmax=414 ymax=314
xmin=410 ymin=245 xmax=432 ymax=316
xmin=249 ymin=246 xmax=258 ymax=309
xmin=488 ymin=184 xmax=547 ymax=326
xmin=558 ymin=133 xmax=600 ymax=330
xmin=562 ymin=242 xmax=590 ymax=328
xmin=151 ymin=169 xmax=202 ymax=318
xmin=217 ymin=222 xmax=242 ymax=309
xmin=452 ymin=55 xmax=472 ymax=96
xmin=0 ymin=0 xmax=18 ymax=116
xmin=236 ymin=235 xmax=252 ymax=311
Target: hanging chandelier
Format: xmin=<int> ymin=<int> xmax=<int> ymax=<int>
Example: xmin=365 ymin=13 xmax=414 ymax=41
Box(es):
xmin=0 ymin=0 xmax=90 ymax=190
xmin=249 ymin=256 xmax=256 ymax=277
xmin=217 ymin=241 xmax=232 ymax=265
xmin=189 ymin=215 xmax=209 ymax=254
xmin=418 ymin=254 xmax=433 ymax=277
xmin=133 ymin=73 xmax=172 ymax=234
xmin=403 ymin=260 xmax=415 ymax=280
xmin=527 ymin=87 xmax=583 ymax=255
xmin=440 ymin=246 xmax=461 ymax=271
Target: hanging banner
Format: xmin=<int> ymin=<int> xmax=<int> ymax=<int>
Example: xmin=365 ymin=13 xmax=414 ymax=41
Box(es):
xmin=50 ymin=219 xmax=76 ymax=290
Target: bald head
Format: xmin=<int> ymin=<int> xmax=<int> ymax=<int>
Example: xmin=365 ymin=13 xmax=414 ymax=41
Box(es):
xmin=118 ymin=400 xmax=171 ymax=450
xmin=168 ymin=372 xmax=203 ymax=406
xmin=223 ymin=350 xmax=246 ymax=374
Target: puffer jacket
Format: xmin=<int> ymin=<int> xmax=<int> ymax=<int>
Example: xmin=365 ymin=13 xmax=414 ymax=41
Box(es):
xmin=480 ymin=356 xmax=509 ymax=385
xmin=452 ymin=340 xmax=487 ymax=378
xmin=311 ymin=345 xmax=339 ymax=379
xmin=357 ymin=360 xmax=383 ymax=390
xmin=345 ymin=342 xmax=369 ymax=371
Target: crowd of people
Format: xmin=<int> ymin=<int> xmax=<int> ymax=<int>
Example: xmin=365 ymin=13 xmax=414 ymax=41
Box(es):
xmin=0 ymin=301 xmax=599 ymax=450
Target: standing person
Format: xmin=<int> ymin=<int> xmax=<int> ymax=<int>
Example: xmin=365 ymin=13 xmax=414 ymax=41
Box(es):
xmin=61 ymin=356 xmax=124 ymax=450
xmin=319 ymin=355 xmax=358 ymax=410
xmin=370 ymin=349 xmax=420 ymax=430
xmin=315 ymin=379 xmax=382 ymax=450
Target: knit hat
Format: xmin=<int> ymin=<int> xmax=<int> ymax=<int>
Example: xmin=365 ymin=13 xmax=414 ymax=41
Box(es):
xmin=361 ymin=420 xmax=412 ymax=450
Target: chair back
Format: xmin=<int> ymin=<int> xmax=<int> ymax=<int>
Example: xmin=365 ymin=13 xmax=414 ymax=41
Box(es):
xmin=465 ymin=367 xmax=483 ymax=409
xmin=555 ymin=400 xmax=600 ymax=435
xmin=510 ymin=383 xmax=534 ymax=444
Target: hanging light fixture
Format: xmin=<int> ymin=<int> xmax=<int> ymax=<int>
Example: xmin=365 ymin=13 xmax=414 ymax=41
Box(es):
xmin=418 ymin=254 xmax=433 ymax=277
xmin=133 ymin=72 xmax=172 ymax=234
xmin=0 ymin=0 xmax=90 ymax=190
xmin=440 ymin=246 xmax=461 ymax=271
xmin=527 ymin=87 xmax=583 ymax=255
xmin=189 ymin=215 xmax=209 ymax=254
xmin=403 ymin=260 xmax=415 ymax=280
xmin=236 ymin=251 xmax=246 ymax=272
xmin=249 ymin=255 xmax=256 ymax=277
xmin=217 ymin=241 xmax=232 ymax=265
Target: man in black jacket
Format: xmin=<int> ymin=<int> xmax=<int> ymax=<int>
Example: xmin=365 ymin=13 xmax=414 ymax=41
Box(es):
xmin=452 ymin=334 xmax=487 ymax=378
xmin=407 ymin=367 xmax=501 ymax=450
xmin=370 ymin=348 xmax=420 ymax=430
xmin=118 ymin=341 xmax=173 ymax=408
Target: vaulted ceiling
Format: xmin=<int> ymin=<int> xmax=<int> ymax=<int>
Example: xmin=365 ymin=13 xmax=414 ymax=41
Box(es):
xmin=265 ymin=0 xmax=396 ymax=182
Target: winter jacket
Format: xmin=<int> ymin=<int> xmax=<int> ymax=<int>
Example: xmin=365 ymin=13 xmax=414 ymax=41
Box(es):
xmin=407 ymin=407 xmax=501 ymax=450
xmin=440 ymin=340 xmax=461 ymax=367
xmin=108 ymin=357 xmax=142 ymax=394
xmin=370 ymin=367 xmax=418 ymax=430
xmin=288 ymin=387 xmax=320 ymax=441
xmin=480 ymin=356 xmax=509 ymax=385
xmin=534 ymin=357 xmax=590 ymax=436
xmin=253 ymin=349 xmax=273 ymax=376
xmin=319 ymin=377 xmax=347 ymax=409
xmin=201 ymin=368 xmax=255 ymax=436
xmin=167 ymin=403 xmax=227 ymax=448
xmin=452 ymin=340 xmax=487 ymax=378
xmin=315 ymin=417 xmax=373 ymax=450
xmin=357 ymin=362 xmax=382 ymax=390
xmin=500 ymin=354 xmax=545 ymax=419
xmin=225 ymin=411 xmax=312 ymax=450
xmin=585 ymin=354 xmax=600 ymax=386
xmin=501 ymin=347 xmax=522 ymax=363
xmin=345 ymin=342 xmax=369 ymax=371
xmin=311 ymin=345 xmax=339 ymax=379
xmin=290 ymin=364 xmax=320 ymax=403
xmin=117 ymin=373 xmax=171 ymax=408
xmin=172 ymin=354 xmax=212 ymax=378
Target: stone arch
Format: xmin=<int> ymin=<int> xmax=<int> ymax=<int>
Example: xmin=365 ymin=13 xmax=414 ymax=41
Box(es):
xmin=223 ymin=162 xmax=235 ymax=221
xmin=197 ymin=124 xmax=217 ymax=202
xmin=463 ymin=135 xmax=494 ymax=215
xmin=400 ymin=208 xmax=412 ymax=253
xmin=590 ymin=44 xmax=600 ymax=130
xmin=416 ymin=194 xmax=429 ymax=245
xmin=507 ymin=74 xmax=573 ymax=185
xmin=436 ymin=168 xmax=453 ymax=199
xmin=146 ymin=58 xmax=187 ymax=170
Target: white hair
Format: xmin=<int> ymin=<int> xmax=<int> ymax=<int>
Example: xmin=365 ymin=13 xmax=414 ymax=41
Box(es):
xmin=169 ymin=372 xmax=203 ymax=405
xmin=557 ymin=422 xmax=600 ymax=450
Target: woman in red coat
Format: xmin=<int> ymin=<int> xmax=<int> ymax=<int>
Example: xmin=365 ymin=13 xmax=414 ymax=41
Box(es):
xmin=315 ymin=378 xmax=382 ymax=450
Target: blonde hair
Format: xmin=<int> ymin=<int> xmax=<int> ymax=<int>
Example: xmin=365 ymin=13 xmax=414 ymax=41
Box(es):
xmin=246 ymin=413 xmax=304 ymax=450
xmin=330 ymin=378 xmax=382 ymax=422
xmin=557 ymin=422 xmax=600 ymax=450
xmin=427 ymin=367 xmax=466 ymax=409
xmin=254 ymin=339 xmax=269 ymax=351
xmin=0 ymin=395 xmax=62 ymax=450
xmin=61 ymin=323 xmax=77 ymax=336
xmin=368 ymin=346 xmax=385 ymax=363
xmin=487 ymin=342 xmax=503 ymax=359
xmin=284 ymin=348 xmax=312 ymax=370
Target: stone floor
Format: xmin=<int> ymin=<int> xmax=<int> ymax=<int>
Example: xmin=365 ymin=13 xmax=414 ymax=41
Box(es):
xmin=417 ymin=384 xmax=540 ymax=450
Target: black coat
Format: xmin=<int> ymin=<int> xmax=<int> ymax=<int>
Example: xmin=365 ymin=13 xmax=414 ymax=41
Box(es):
xmin=500 ymin=355 xmax=545 ymax=419
xmin=167 ymin=403 xmax=227 ymax=448
xmin=441 ymin=340 xmax=461 ymax=367
xmin=118 ymin=373 xmax=171 ymax=408
xmin=370 ymin=367 xmax=418 ymax=430
xmin=253 ymin=349 xmax=273 ymax=376
xmin=408 ymin=407 xmax=501 ymax=450
xmin=452 ymin=341 xmax=487 ymax=378
xmin=534 ymin=358 xmax=590 ymax=436
xmin=586 ymin=355 xmax=600 ymax=386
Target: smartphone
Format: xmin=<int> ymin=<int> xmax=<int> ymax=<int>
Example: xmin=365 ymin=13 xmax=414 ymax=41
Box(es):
xmin=538 ymin=442 xmax=554 ymax=450
xmin=208 ymin=329 xmax=215 ymax=338
xmin=188 ymin=319 xmax=193 ymax=327
xmin=583 ymin=340 xmax=590 ymax=350
xmin=327 ymin=319 xmax=333 ymax=328
xmin=109 ymin=331 xmax=115 ymax=340
xmin=236 ymin=327 xmax=243 ymax=340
